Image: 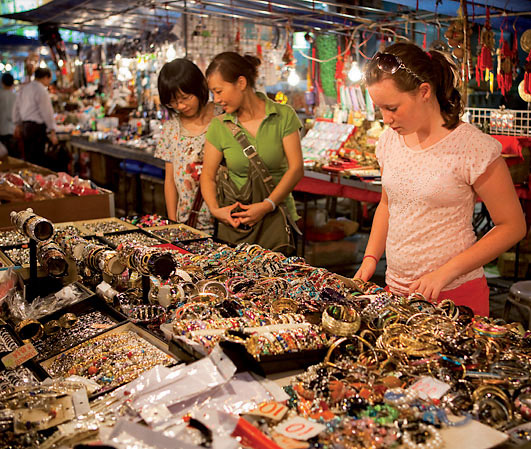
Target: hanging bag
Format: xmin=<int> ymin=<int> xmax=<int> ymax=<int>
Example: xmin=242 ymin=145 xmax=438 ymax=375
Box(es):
xmin=216 ymin=120 xmax=301 ymax=254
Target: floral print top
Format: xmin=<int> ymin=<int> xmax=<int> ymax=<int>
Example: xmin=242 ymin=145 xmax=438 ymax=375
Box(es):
xmin=155 ymin=106 xmax=222 ymax=232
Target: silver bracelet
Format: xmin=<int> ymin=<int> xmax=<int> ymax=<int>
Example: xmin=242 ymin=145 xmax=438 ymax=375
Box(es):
xmin=264 ymin=198 xmax=276 ymax=211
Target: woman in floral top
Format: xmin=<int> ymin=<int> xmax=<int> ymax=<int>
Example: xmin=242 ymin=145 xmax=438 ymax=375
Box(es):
xmin=155 ymin=59 xmax=220 ymax=232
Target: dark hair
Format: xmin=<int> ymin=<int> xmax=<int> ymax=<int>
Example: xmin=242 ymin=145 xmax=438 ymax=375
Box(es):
xmin=157 ymin=58 xmax=209 ymax=116
xmin=364 ymin=42 xmax=463 ymax=130
xmin=34 ymin=67 xmax=52 ymax=79
xmin=1 ymin=73 xmax=14 ymax=87
xmin=206 ymin=52 xmax=261 ymax=89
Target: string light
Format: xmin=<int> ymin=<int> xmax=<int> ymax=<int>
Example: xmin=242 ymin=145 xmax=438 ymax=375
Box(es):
xmin=348 ymin=62 xmax=362 ymax=83
xmin=166 ymin=45 xmax=177 ymax=61
xmin=58 ymin=60 xmax=64 ymax=67
xmin=39 ymin=60 xmax=47 ymax=68
xmin=287 ymin=69 xmax=300 ymax=86
xmin=0 ymin=63 xmax=4 ymax=71
xmin=5 ymin=63 xmax=12 ymax=71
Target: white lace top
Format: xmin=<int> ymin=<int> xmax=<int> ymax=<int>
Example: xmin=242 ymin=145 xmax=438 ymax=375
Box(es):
xmin=376 ymin=123 xmax=502 ymax=295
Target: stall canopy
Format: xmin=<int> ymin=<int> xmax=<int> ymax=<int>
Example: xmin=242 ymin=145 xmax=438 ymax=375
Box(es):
xmin=0 ymin=0 xmax=529 ymax=40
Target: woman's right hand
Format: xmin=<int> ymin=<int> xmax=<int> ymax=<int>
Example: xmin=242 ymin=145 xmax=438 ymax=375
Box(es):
xmin=354 ymin=257 xmax=377 ymax=281
xmin=213 ymin=203 xmax=241 ymax=228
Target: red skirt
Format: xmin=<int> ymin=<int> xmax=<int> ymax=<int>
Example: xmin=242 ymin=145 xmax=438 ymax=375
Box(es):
xmin=386 ymin=276 xmax=490 ymax=316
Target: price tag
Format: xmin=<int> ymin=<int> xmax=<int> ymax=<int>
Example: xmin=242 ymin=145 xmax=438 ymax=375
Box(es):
xmin=409 ymin=376 xmax=451 ymax=400
xmin=248 ymin=402 xmax=288 ymax=421
xmin=272 ymin=432 xmax=310 ymax=449
xmin=1 ymin=343 xmax=38 ymax=369
xmin=275 ymin=417 xmax=326 ymax=441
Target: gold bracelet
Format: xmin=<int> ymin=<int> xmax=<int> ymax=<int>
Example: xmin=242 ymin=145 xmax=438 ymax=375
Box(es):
xmin=321 ymin=305 xmax=360 ymax=337
xmin=15 ymin=319 xmax=44 ymax=341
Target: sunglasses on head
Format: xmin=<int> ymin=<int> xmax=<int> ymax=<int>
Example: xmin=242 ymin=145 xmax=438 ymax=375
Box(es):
xmin=373 ymin=52 xmax=426 ymax=83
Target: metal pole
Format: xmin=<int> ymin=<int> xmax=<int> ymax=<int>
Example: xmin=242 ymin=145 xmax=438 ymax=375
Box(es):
xmin=183 ymin=0 xmax=188 ymax=58
xmin=461 ymin=0 xmax=469 ymax=107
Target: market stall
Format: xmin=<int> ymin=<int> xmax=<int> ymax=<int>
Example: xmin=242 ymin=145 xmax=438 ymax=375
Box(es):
xmin=0 ymin=212 xmax=530 ymax=448
xmin=1 ymin=0 xmax=531 ymax=446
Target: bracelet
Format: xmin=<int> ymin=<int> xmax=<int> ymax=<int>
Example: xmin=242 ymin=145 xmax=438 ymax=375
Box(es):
xmin=363 ymin=254 xmax=378 ymax=263
xmin=264 ymin=198 xmax=276 ymax=211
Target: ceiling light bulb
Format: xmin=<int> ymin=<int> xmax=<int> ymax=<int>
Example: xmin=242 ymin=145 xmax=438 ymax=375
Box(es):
xmin=166 ymin=45 xmax=177 ymax=61
xmin=287 ymin=70 xmax=300 ymax=86
xmin=58 ymin=59 xmax=64 ymax=67
xmin=39 ymin=60 xmax=47 ymax=68
xmin=348 ymin=62 xmax=362 ymax=83
xmin=5 ymin=64 xmax=12 ymax=71
xmin=40 ymin=47 xmax=49 ymax=56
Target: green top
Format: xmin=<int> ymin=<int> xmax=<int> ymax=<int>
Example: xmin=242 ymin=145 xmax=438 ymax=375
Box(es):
xmin=205 ymin=92 xmax=302 ymax=220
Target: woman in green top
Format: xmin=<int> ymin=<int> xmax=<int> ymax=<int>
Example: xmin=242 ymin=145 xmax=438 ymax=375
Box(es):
xmin=200 ymin=52 xmax=304 ymax=235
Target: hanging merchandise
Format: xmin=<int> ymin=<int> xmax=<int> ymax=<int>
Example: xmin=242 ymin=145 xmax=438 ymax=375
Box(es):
xmin=335 ymin=39 xmax=347 ymax=104
xmin=365 ymin=88 xmax=375 ymax=122
xmin=476 ymin=8 xmax=494 ymax=87
xmin=524 ymin=50 xmax=531 ymax=96
xmin=443 ymin=9 xmax=471 ymax=61
xmin=316 ymin=34 xmax=338 ymax=99
xmin=497 ymin=30 xmax=514 ymax=97
xmin=282 ymin=26 xmax=295 ymax=67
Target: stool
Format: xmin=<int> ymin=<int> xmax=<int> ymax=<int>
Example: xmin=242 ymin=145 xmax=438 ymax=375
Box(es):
xmin=503 ymin=281 xmax=531 ymax=329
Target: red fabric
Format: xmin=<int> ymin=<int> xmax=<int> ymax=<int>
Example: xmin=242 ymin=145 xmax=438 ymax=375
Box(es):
xmin=294 ymin=176 xmax=382 ymax=203
xmin=439 ymin=276 xmax=490 ymax=316
xmin=491 ymin=135 xmax=529 ymax=157
xmin=294 ymin=176 xmax=342 ymax=196
xmin=341 ymin=184 xmax=382 ymax=203
xmin=385 ymin=275 xmax=490 ymax=316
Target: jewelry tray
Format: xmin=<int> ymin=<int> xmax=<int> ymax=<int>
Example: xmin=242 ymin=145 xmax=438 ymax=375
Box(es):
xmin=74 ymin=217 xmax=138 ymax=236
xmin=31 ymin=292 xmax=129 ymax=363
xmin=169 ymin=335 xmax=328 ymax=376
xmin=40 ymin=322 xmax=182 ymax=398
xmin=144 ymin=223 xmax=211 ymax=243
xmin=98 ymin=228 xmax=167 ymax=249
xmin=0 ymin=322 xmax=51 ymax=381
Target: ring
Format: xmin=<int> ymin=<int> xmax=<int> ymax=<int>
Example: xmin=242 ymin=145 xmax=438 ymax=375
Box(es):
xmin=44 ymin=320 xmax=61 ymax=335
xmin=59 ymin=313 xmax=78 ymax=329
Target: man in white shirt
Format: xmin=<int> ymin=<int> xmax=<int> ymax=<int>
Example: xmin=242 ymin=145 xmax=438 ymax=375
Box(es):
xmin=0 ymin=73 xmax=17 ymax=157
xmin=13 ymin=67 xmax=58 ymax=167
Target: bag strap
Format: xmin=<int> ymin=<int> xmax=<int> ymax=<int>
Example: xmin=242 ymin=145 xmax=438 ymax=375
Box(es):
xmin=186 ymin=188 xmax=203 ymax=228
xmin=223 ymin=120 xmax=301 ymax=235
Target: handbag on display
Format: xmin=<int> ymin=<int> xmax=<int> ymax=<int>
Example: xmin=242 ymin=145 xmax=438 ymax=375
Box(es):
xmin=216 ymin=120 xmax=301 ymax=254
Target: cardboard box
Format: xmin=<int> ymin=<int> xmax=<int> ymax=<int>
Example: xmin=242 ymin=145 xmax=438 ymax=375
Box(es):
xmin=0 ymin=157 xmax=115 ymax=227
xmin=0 ymin=190 xmax=115 ymax=227
xmin=304 ymin=238 xmax=358 ymax=267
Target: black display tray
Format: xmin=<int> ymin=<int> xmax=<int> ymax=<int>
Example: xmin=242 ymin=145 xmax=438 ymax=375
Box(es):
xmin=100 ymin=229 xmax=166 ymax=249
xmin=40 ymin=322 xmax=181 ymax=398
xmin=120 ymin=215 xmax=178 ymax=229
xmin=31 ymin=293 xmax=129 ymax=362
xmin=0 ymin=322 xmax=50 ymax=381
xmin=169 ymin=335 xmax=327 ymax=376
